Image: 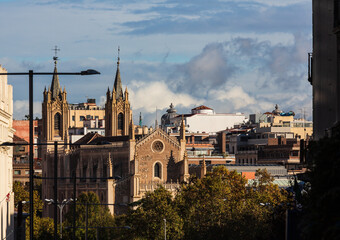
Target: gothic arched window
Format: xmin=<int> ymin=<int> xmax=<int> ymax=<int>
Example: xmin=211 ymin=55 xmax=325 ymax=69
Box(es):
xmin=82 ymin=164 xmax=87 ymax=182
xmin=154 ymin=162 xmax=161 ymax=178
xmin=118 ymin=113 xmax=124 ymax=130
xmin=54 ymin=113 xmax=61 ymax=136
xmin=102 ymin=163 xmax=107 ymax=182
xmin=92 ymin=163 xmax=98 ymax=182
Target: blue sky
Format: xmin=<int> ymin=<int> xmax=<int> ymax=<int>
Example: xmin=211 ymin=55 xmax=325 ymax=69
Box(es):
xmin=0 ymin=0 xmax=312 ymax=125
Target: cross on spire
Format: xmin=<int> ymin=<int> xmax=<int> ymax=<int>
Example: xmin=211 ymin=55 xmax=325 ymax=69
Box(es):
xmin=52 ymin=45 xmax=60 ymax=62
xmin=117 ymin=46 xmax=120 ymax=65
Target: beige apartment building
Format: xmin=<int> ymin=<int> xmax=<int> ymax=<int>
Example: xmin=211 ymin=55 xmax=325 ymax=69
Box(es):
xmin=0 ymin=65 xmax=14 ymax=240
xmin=68 ymin=99 xmax=105 ymax=128
xmin=250 ymin=105 xmax=313 ymax=140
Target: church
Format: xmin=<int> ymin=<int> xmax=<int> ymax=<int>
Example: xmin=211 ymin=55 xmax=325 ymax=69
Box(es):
xmin=41 ymin=55 xmax=189 ymax=216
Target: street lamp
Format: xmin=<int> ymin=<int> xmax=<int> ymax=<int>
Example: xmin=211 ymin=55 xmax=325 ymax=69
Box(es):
xmin=0 ymin=68 xmax=100 ymax=240
xmin=45 ymin=198 xmax=74 ymax=239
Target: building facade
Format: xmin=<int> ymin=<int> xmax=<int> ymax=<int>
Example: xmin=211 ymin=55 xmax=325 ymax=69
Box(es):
xmin=42 ymin=58 xmax=189 ymax=217
xmin=105 ymin=58 xmax=131 ymax=137
xmin=311 ymin=0 xmax=340 ymax=139
xmin=161 ymin=104 xmax=245 ymax=134
xmin=68 ymin=98 xmax=105 ymax=128
xmin=0 ymin=65 xmax=14 ymax=240
xmin=42 ymin=59 xmax=69 ymax=143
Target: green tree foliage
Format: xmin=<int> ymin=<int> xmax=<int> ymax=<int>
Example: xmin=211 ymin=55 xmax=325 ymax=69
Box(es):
xmin=63 ymin=191 xmax=115 ymax=240
xmin=28 ymin=216 xmax=55 ymax=240
xmin=13 ymin=181 xmax=43 ymax=214
xmin=117 ymin=166 xmax=291 ymax=240
xmin=12 ymin=181 xmax=55 ymax=239
xmin=125 ymin=186 xmax=183 ymax=240
xmin=176 ymin=166 xmax=290 ymax=240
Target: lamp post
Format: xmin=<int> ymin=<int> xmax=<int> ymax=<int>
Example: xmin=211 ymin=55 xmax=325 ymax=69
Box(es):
xmin=0 ymin=68 xmax=100 ymax=240
xmin=163 ymin=218 xmax=167 ymax=240
xmin=45 ymin=198 xmax=74 ymax=239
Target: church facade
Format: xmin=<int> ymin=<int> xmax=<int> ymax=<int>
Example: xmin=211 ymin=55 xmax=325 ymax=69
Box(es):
xmin=42 ymin=57 xmax=189 ymax=217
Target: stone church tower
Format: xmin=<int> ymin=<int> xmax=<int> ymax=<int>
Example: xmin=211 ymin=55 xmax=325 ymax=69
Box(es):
xmin=105 ymin=53 xmax=131 ymax=136
xmin=42 ymin=57 xmax=69 ymax=142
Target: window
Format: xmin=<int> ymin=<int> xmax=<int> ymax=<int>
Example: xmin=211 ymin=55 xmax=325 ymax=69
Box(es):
xmin=82 ymin=165 xmax=87 ymax=182
xmin=102 ymin=164 xmax=107 ymax=182
xmin=54 ymin=113 xmax=61 ymax=135
xmin=80 ymin=116 xmax=85 ymax=121
xmin=72 ymin=116 xmax=75 ymax=121
xmin=92 ymin=164 xmax=98 ymax=182
xmin=14 ymin=170 xmax=21 ymax=175
xmin=154 ymin=163 xmax=161 ymax=178
xmin=118 ymin=113 xmax=124 ymax=130
xmin=25 ymin=170 xmax=29 ymax=175
xmin=152 ymin=141 xmax=164 ymax=153
xmin=291 ymin=150 xmax=299 ymax=156
xmin=86 ymin=115 xmax=91 ymax=120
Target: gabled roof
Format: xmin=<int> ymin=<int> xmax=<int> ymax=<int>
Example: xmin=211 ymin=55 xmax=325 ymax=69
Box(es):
xmin=85 ymin=134 xmax=144 ymax=145
xmin=13 ymin=135 xmax=28 ymax=144
xmin=136 ymin=128 xmax=180 ymax=148
xmin=90 ymin=135 xmax=130 ymax=144
xmin=73 ymin=132 xmax=102 ymax=145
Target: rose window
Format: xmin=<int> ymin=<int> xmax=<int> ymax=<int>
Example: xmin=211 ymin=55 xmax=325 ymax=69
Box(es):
xmin=152 ymin=141 xmax=164 ymax=152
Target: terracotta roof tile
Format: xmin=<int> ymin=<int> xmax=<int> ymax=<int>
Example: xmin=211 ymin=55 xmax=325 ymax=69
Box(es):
xmin=192 ymin=105 xmax=213 ymax=110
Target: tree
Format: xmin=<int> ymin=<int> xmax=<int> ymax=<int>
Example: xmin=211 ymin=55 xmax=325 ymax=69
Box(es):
xmin=175 ymin=166 xmax=290 ymax=240
xmin=118 ymin=166 xmax=291 ymax=240
xmin=63 ymin=191 xmax=115 ymax=240
xmin=126 ymin=186 xmax=183 ymax=240
xmin=175 ymin=167 xmax=249 ymax=240
xmin=13 ymin=181 xmax=43 ymax=214
xmin=13 ymin=181 xmax=54 ymax=239
xmin=28 ymin=215 xmax=55 ymax=240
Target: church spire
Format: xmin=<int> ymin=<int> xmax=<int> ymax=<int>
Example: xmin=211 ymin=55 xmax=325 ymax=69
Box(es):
xmin=139 ymin=112 xmax=142 ymax=127
xmin=50 ymin=54 xmax=61 ymax=100
xmin=180 ymin=115 xmax=185 ymax=141
xmin=113 ymin=46 xmax=123 ymax=100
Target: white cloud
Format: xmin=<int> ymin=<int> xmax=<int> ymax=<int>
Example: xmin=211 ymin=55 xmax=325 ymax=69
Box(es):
xmin=13 ymin=100 xmax=42 ymax=120
xmin=212 ymin=86 xmax=256 ymax=109
xmin=129 ymin=81 xmax=201 ymax=113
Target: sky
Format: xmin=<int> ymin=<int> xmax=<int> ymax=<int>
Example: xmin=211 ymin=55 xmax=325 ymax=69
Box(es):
xmin=0 ymin=0 xmax=312 ymax=126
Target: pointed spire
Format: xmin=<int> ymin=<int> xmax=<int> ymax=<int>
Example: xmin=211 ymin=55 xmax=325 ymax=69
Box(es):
xmin=108 ymin=153 xmax=113 ymax=178
xmin=51 ymin=57 xmax=61 ymax=100
xmin=129 ymin=119 xmax=135 ymax=140
xmin=155 ymin=107 xmax=158 ymax=129
xmin=139 ymin=112 xmax=142 ymax=127
xmin=113 ymin=46 xmax=123 ymax=100
xmin=180 ymin=115 xmax=185 ymax=141
xmin=124 ymin=86 xmax=129 ymax=100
